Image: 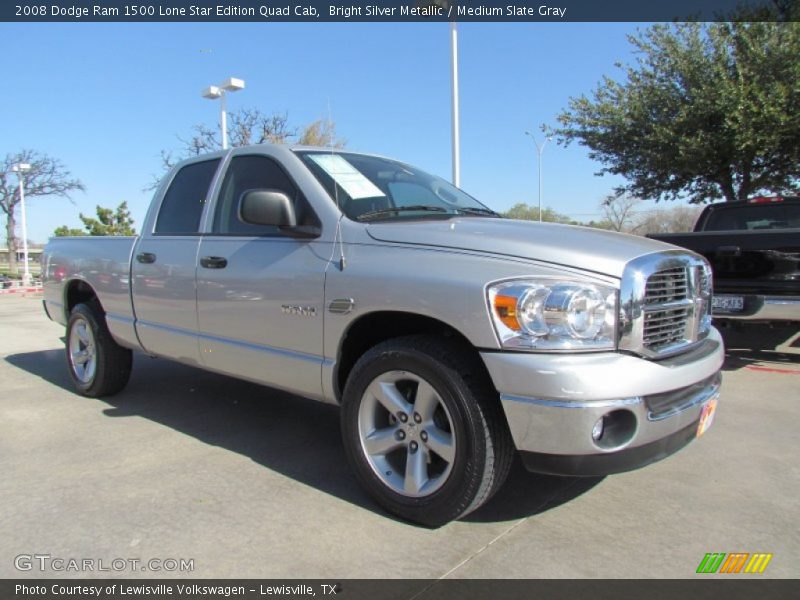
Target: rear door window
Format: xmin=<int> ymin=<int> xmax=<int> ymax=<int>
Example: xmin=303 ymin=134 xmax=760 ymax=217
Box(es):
xmin=155 ymin=159 xmax=221 ymax=234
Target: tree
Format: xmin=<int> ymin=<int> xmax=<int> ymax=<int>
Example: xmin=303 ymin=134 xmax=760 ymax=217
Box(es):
xmin=297 ymin=119 xmax=347 ymax=148
xmin=554 ymin=21 xmax=800 ymax=203
xmin=80 ymin=202 xmax=136 ymax=236
xmin=153 ymin=108 xmax=345 ymax=189
xmin=583 ymin=219 xmax=616 ymax=230
xmin=0 ymin=150 xmax=85 ymax=274
xmin=504 ymin=203 xmax=578 ymax=224
xmin=156 ymin=108 xmax=297 ymax=179
xmin=632 ymin=205 xmax=703 ymax=235
xmin=601 ymin=194 xmax=640 ymax=231
xmin=55 ymin=202 xmax=136 ymax=237
xmin=737 ymin=0 xmax=800 ymax=22
xmin=187 ymin=108 xmax=297 ymax=152
xmin=53 ymin=226 xmax=86 ymax=237
xmin=663 ymin=204 xmax=703 ymax=232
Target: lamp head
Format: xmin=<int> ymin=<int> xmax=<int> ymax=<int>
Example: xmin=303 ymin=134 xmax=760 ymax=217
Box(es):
xmin=12 ymin=163 xmax=31 ymax=173
xmin=201 ymin=85 xmax=222 ymax=99
xmin=220 ymin=77 xmax=245 ymax=92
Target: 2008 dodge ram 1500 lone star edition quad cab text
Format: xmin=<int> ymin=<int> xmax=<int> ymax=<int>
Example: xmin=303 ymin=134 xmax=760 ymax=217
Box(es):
xmin=42 ymin=145 xmax=724 ymax=526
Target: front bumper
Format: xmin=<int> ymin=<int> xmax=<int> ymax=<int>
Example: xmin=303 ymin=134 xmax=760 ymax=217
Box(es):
xmin=519 ymin=417 xmax=702 ymax=476
xmin=480 ymin=327 xmax=724 ymax=476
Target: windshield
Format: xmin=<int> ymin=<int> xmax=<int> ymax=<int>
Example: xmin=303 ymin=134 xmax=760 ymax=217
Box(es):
xmin=295 ymin=151 xmax=499 ymax=222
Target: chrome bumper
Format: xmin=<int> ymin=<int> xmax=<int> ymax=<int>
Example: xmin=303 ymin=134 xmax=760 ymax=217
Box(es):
xmin=480 ymin=328 xmax=724 ymax=473
xmin=714 ymin=295 xmax=800 ymax=322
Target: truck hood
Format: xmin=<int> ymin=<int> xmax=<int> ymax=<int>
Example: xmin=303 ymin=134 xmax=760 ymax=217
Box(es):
xmin=366 ymin=218 xmax=676 ymax=278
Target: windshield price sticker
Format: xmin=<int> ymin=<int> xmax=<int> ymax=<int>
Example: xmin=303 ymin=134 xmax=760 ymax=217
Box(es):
xmin=308 ymin=154 xmax=385 ymax=199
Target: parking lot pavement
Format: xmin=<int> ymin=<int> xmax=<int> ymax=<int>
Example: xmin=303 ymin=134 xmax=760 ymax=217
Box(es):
xmin=1 ymin=294 xmax=798 ymax=579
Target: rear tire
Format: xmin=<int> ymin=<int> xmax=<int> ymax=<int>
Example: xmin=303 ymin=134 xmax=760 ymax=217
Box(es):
xmin=66 ymin=302 xmax=132 ymax=397
xmin=340 ymin=335 xmax=513 ymax=527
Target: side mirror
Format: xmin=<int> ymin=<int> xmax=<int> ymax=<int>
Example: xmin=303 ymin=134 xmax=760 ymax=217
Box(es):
xmin=239 ymin=189 xmax=297 ymax=227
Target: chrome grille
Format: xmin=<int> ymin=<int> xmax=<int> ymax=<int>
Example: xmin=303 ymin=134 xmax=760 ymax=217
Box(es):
xmin=699 ymin=267 xmax=709 ymax=295
xmin=643 ymin=306 xmax=690 ymax=349
xmin=618 ymin=251 xmax=712 ymax=359
xmin=644 ymin=267 xmax=688 ymax=305
xmin=643 ymin=267 xmax=690 ymax=352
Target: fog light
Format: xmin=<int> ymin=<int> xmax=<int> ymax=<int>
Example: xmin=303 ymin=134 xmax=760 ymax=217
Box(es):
xmin=592 ymin=418 xmax=604 ymax=441
xmin=592 ymin=409 xmax=637 ymax=450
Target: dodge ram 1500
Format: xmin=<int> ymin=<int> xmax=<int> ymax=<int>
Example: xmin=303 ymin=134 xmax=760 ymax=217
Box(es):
xmin=43 ymin=144 xmax=724 ymax=525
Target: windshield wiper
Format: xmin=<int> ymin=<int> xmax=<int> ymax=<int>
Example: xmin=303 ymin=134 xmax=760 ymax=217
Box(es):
xmin=356 ymin=205 xmax=449 ymax=222
xmin=456 ymin=207 xmax=502 ymax=217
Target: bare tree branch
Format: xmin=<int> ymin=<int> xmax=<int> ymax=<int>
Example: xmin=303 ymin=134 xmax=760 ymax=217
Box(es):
xmin=147 ymin=107 xmax=343 ymax=191
xmin=1 ymin=150 xmax=85 ymax=273
xmin=601 ymin=194 xmax=640 ymax=232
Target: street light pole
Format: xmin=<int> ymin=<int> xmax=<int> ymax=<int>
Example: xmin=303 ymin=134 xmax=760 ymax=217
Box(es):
xmin=202 ymin=77 xmax=245 ymax=150
xmin=11 ymin=163 xmax=32 ymax=286
xmin=524 ymin=131 xmax=551 ymax=222
xmin=220 ymin=89 xmax=228 ymax=150
xmin=450 ymin=22 xmax=461 ymax=188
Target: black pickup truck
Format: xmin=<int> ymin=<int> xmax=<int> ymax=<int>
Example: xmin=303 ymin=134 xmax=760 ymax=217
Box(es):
xmin=649 ymin=197 xmax=799 ymax=343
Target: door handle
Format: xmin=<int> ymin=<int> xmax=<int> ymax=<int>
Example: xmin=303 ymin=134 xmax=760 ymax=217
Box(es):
xmin=200 ymin=256 xmax=228 ymax=269
xmin=136 ymin=252 xmax=157 ymax=264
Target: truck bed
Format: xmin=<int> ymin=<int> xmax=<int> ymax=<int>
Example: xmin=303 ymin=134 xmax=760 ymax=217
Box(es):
xmin=42 ymin=236 xmax=139 ymax=348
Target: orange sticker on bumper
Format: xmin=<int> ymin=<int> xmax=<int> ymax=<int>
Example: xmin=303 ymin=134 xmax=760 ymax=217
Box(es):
xmin=697 ymin=397 xmax=718 ymax=437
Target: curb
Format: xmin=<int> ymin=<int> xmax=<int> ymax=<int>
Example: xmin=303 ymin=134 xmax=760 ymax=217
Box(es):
xmin=0 ymin=286 xmax=43 ymax=295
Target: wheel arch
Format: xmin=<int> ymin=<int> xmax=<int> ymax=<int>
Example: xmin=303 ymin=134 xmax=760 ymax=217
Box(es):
xmin=334 ymin=310 xmax=493 ymax=403
xmin=64 ymin=278 xmax=101 ymax=319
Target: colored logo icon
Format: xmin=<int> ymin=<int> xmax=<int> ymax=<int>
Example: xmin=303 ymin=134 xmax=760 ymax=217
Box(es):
xmin=696 ymin=552 xmax=773 ymax=574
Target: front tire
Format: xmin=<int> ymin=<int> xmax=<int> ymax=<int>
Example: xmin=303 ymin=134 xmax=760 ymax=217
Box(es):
xmin=341 ymin=336 xmax=513 ymax=527
xmin=66 ymin=302 xmax=132 ymax=397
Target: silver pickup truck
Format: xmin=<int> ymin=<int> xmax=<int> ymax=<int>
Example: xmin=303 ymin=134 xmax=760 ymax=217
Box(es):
xmin=42 ymin=144 xmax=723 ymax=526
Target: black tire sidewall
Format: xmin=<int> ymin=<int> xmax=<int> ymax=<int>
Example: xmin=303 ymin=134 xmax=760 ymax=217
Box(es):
xmin=341 ymin=340 xmax=490 ymax=526
xmin=66 ymin=303 xmax=129 ymax=397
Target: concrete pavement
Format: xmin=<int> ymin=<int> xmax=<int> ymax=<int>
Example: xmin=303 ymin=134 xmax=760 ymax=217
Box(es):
xmin=1 ymin=294 xmax=798 ymax=578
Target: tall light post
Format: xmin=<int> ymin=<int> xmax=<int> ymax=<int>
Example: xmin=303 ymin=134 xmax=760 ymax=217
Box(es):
xmin=11 ymin=163 xmax=32 ymax=286
xmin=201 ymin=77 xmax=245 ymax=150
xmin=450 ymin=22 xmax=461 ymax=187
xmin=524 ymin=131 xmax=552 ymax=222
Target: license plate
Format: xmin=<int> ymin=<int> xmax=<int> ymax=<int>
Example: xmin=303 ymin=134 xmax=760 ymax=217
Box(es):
xmin=697 ymin=398 xmax=718 ymax=438
xmin=712 ymin=295 xmax=744 ymax=312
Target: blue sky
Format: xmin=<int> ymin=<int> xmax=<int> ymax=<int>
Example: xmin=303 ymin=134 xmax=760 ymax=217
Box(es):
xmin=2 ymin=22 xmax=653 ymax=243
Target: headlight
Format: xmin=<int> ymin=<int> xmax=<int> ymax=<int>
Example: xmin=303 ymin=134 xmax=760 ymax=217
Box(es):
xmin=487 ymin=279 xmax=618 ymax=351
